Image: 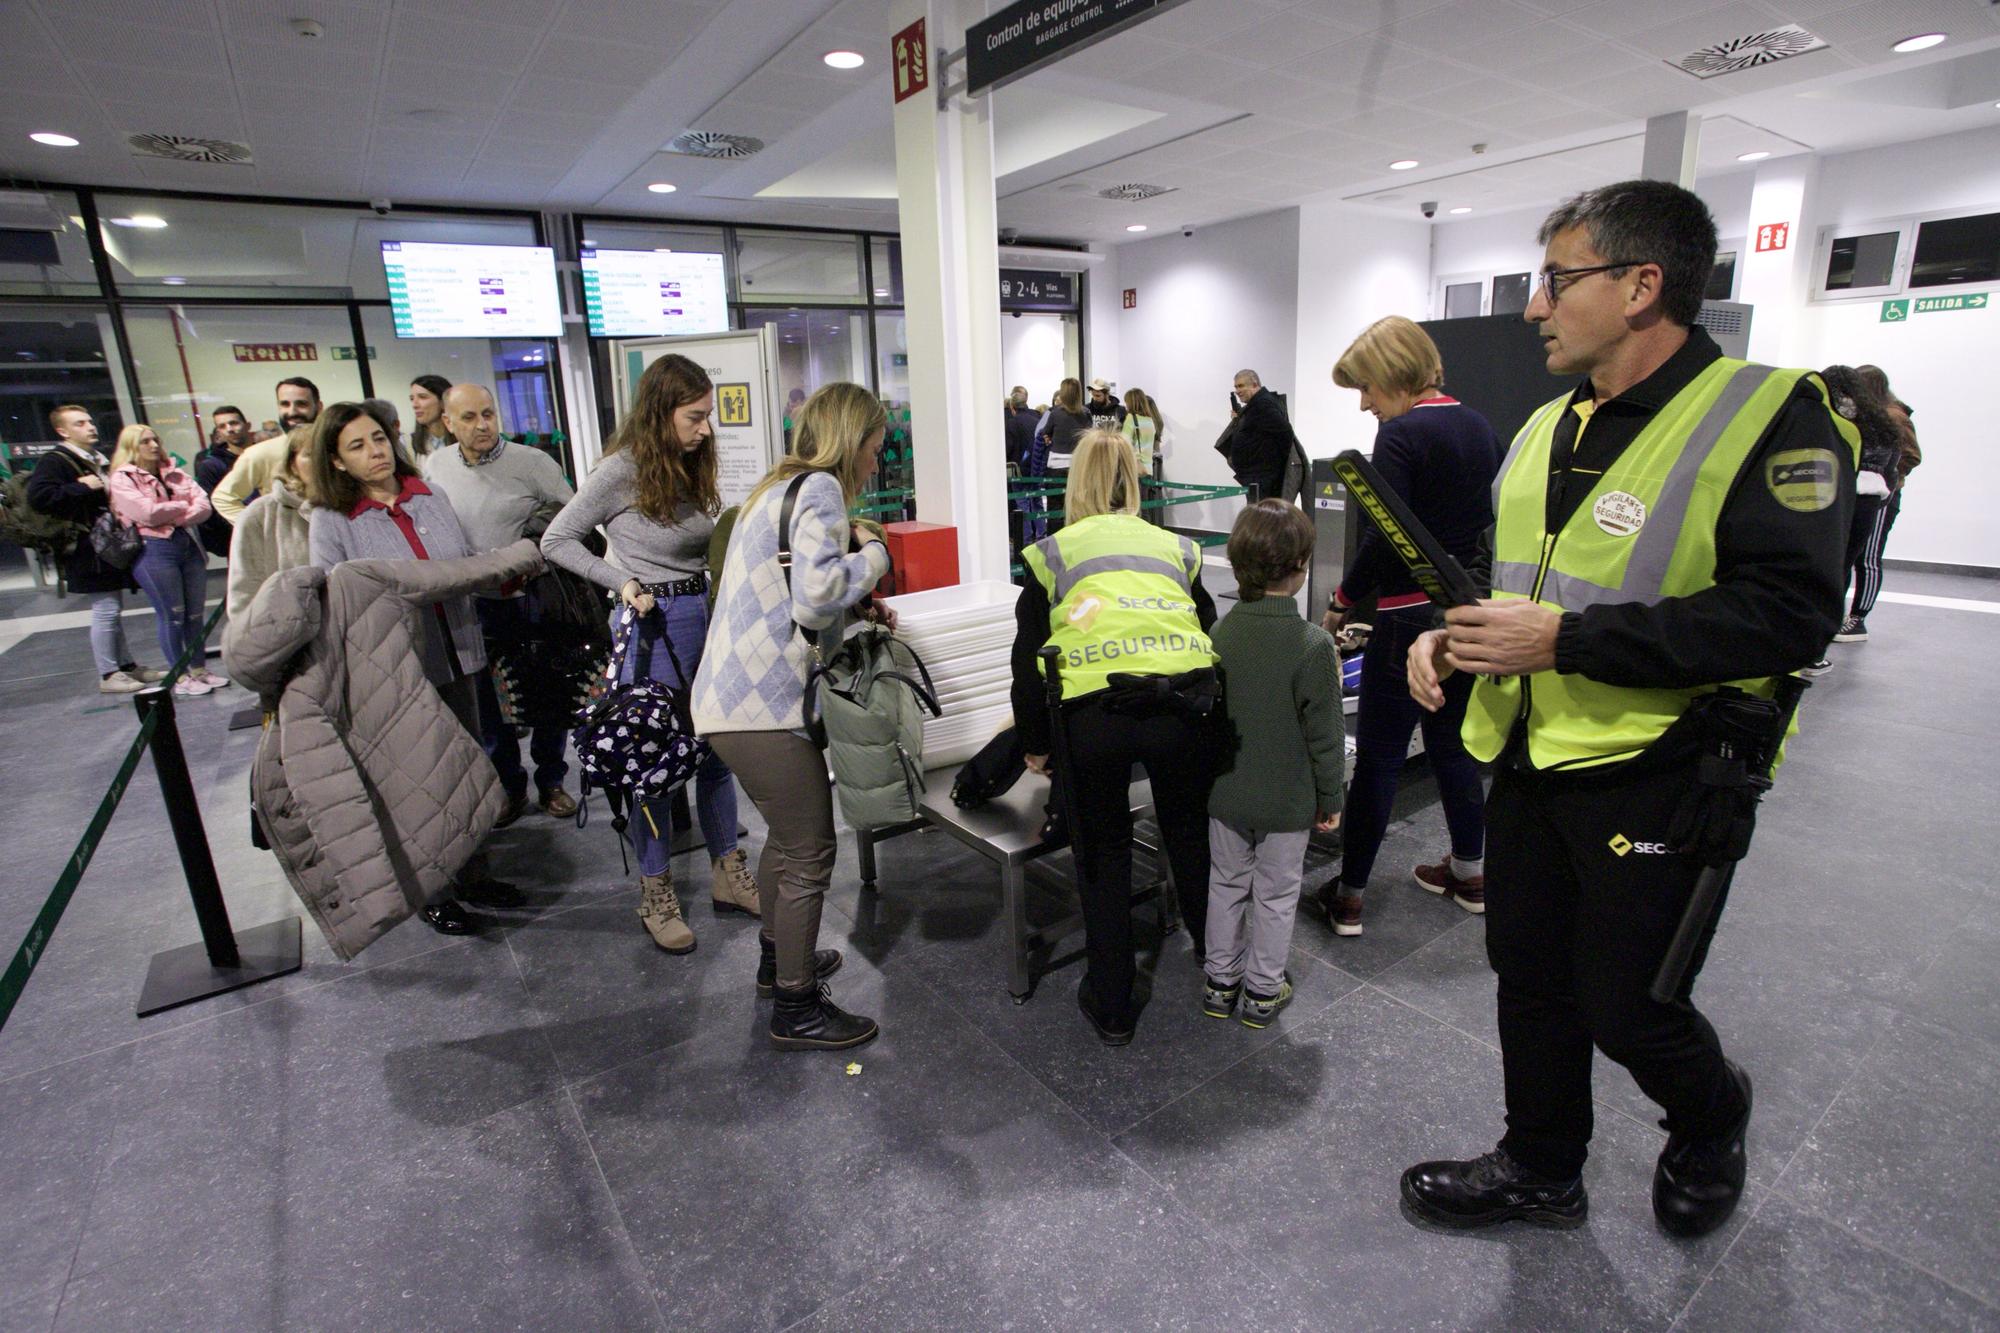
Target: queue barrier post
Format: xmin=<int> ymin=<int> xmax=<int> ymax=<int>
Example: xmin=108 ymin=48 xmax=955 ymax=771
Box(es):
xmin=131 ymin=684 xmax=301 ymax=1018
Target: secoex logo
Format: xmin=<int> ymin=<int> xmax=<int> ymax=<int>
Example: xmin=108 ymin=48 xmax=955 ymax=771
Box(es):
xmin=1608 ymin=833 xmax=1672 ymax=857
xmin=1067 ymin=595 xmax=1104 ymax=632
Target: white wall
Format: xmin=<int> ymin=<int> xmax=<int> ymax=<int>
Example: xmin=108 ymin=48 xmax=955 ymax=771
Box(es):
xmin=1108 ymin=208 xmax=1301 ymax=531
xmin=1786 ymin=125 xmax=2000 ymax=570
xmin=1292 ymin=202 xmax=1433 ymax=461
xmin=999 ymin=313 xmax=1075 ymax=409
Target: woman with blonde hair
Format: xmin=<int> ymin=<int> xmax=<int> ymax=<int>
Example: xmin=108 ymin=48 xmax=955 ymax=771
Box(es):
xmin=1320 ymin=314 xmax=1499 ymax=937
xmin=107 ymin=423 xmax=223 ymax=695
xmin=543 ymin=352 xmax=760 ymax=953
xmin=1010 ymin=427 xmax=1220 ymax=1043
xmin=692 ymin=380 xmax=896 ymax=1050
xmin=223 ymin=425 xmax=315 ymax=629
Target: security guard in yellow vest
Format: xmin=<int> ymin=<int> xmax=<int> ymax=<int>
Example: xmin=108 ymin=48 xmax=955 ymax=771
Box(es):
xmin=1011 ymin=429 xmax=1220 ymax=1044
xmin=1398 ymin=181 xmax=1856 ymax=1239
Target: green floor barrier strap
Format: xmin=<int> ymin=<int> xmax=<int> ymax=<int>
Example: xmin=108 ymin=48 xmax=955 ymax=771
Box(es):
xmin=161 ymin=601 xmax=228 ymax=692
xmin=0 ymin=707 xmax=160 ymax=1030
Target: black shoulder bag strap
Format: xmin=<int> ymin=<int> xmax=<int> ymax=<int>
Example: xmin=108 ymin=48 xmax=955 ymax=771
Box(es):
xmin=774 ymin=471 xmax=818 ymax=645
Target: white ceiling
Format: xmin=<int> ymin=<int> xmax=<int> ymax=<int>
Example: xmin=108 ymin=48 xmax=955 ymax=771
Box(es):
xmin=2 ymin=0 xmax=1999 ymax=245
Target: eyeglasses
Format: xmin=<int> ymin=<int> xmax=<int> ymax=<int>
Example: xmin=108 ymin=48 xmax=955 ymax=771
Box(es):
xmin=1536 ymin=261 xmax=1654 ymax=305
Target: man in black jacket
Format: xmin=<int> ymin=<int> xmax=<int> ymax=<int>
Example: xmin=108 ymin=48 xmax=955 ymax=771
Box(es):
xmin=1220 ymin=370 xmax=1294 ymax=500
xmin=1003 ymin=386 xmax=1038 ymax=469
xmin=193 ymin=404 xmax=251 ymax=558
xmin=24 ymin=405 xmax=159 ymax=692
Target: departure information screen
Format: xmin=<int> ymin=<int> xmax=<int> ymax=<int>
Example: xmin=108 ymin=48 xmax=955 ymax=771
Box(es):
xmin=380 ymin=241 xmax=561 ymax=338
xmin=580 ymin=248 xmax=729 ymax=337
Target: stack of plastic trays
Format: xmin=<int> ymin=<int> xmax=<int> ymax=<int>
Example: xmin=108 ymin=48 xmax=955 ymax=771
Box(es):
xmin=882 ymin=580 xmax=1022 ymax=769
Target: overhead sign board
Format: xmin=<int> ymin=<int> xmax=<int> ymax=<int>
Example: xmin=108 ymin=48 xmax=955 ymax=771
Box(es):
xmin=1000 ymin=269 xmax=1077 ymax=311
xmin=967 ymin=0 xmax=1195 ymax=97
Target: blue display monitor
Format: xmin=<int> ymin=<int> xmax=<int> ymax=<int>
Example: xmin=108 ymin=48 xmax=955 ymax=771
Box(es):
xmin=381 ymin=240 xmax=561 ymax=338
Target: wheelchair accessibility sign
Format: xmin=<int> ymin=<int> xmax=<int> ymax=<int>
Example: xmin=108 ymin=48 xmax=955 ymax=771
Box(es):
xmin=716 ymin=382 xmax=752 ymax=427
xmin=1879 ymin=300 xmax=1909 ymax=322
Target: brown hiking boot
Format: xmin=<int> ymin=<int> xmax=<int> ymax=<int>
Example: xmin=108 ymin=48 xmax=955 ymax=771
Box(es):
xmin=1414 ymin=858 xmax=1485 ymax=914
xmin=1331 ymin=892 xmax=1364 ymax=937
xmin=710 ymin=848 xmax=761 ymax=917
xmin=638 ymin=871 xmax=695 ymax=953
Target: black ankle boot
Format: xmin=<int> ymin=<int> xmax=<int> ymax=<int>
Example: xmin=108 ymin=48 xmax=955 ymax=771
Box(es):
xmin=755 ymin=937 xmax=843 ymax=998
xmin=1654 ymin=1060 xmax=1753 ymax=1238
xmin=1400 ymin=1148 xmax=1588 ymax=1229
xmin=770 ymin=981 xmax=878 ymax=1051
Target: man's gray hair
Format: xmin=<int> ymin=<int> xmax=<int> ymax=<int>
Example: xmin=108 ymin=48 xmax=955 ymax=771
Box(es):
xmin=1234 ymin=369 xmax=1261 ymax=386
xmin=1536 ymin=179 xmax=1717 ymax=327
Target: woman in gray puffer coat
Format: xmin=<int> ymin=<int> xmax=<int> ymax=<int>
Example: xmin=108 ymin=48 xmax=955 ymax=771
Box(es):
xmin=226 ymin=539 xmax=542 ymax=960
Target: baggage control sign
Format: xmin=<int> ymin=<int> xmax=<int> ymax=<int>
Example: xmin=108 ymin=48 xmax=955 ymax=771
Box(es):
xmin=967 ymin=0 xmax=1195 ymax=96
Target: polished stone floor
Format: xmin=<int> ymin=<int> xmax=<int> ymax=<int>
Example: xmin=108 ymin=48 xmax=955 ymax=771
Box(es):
xmin=1 ymin=566 xmax=1996 ymax=1332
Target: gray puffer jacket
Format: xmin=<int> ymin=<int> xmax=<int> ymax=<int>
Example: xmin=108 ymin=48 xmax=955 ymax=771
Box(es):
xmin=227 ymin=539 xmax=542 ymax=960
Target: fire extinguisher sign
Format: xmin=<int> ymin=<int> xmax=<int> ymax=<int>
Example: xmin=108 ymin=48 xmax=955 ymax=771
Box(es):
xmin=892 ymin=19 xmax=928 ymax=104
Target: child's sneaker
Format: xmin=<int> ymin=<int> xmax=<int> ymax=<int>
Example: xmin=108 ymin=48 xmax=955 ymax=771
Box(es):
xmin=1239 ymin=973 xmax=1294 ymax=1029
xmin=1202 ymin=976 xmax=1242 ymax=1019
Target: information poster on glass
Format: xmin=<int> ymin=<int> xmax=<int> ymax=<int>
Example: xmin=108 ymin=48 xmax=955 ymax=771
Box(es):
xmin=381 ymin=241 xmax=561 ymax=338
xmin=611 ymin=328 xmax=782 ymax=507
xmin=581 ymin=249 xmax=728 ymax=337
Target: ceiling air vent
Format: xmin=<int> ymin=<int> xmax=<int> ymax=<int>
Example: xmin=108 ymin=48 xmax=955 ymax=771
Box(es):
xmin=1098 ymin=183 xmax=1175 ymax=201
xmin=663 ymin=131 xmax=763 ymax=160
xmin=1670 ymin=25 xmax=1827 ymax=79
xmin=127 ymin=133 xmax=253 ymax=164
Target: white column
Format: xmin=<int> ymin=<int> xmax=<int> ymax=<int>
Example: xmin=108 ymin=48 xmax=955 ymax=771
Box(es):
xmin=1641 ymin=111 xmax=1701 ymax=187
xmin=1739 ymin=156 xmax=1820 ymax=366
xmin=891 ymin=0 xmax=1009 ymax=583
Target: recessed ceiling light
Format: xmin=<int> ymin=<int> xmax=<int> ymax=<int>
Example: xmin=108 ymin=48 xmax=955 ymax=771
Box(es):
xmin=823 ymin=50 xmax=865 ymax=70
xmin=1449 ymin=206 xmax=1472 ymax=215
xmin=111 ymin=215 xmax=168 ymax=229
xmin=646 ymin=182 xmax=677 ymax=194
xmin=1389 ymin=159 xmax=1419 ymax=170
xmin=874 ymin=288 xmax=888 ymax=296
xmin=1125 ymin=224 xmax=1148 ymax=232
xmin=1892 ymin=33 xmax=1946 ymax=53
xmin=161 ymin=276 xmax=186 ymax=285
xmin=655 ymin=247 xmax=674 ymax=253
xmin=1736 ymin=150 xmax=1771 ymax=162
xmin=29 ymin=131 xmax=79 ymax=147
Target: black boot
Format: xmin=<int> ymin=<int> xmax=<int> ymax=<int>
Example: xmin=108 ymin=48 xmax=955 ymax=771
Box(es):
xmin=755 ymin=936 xmax=843 ymax=998
xmin=769 ymin=982 xmax=878 ymax=1051
xmin=1654 ymin=1059 xmax=1753 ymax=1238
xmin=1400 ymin=1148 xmax=1588 ymax=1229
xmin=421 ymin=899 xmax=474 ymax=935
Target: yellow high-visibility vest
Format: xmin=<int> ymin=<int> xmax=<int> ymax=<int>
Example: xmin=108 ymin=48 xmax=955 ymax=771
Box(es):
xmin=1464 ymin=358 xmax=1860 ymax=770
xmin=1021 ymin=514 xmax=1217 ymax=700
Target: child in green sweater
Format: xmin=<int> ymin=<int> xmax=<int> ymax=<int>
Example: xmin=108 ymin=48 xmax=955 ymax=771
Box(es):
xmin=1204 ymin=500 xmax=1346 ymax=1027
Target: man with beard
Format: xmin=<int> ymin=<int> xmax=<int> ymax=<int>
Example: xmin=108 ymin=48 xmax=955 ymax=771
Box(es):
xmin=212 ymin=377 xmax=321 ymax=523
xmin=194 ymin=404 xmax=252 ymax=556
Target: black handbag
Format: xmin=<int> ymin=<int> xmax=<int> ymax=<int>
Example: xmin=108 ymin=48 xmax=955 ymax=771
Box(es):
xmin=89 ymin=508 xmax=142 ymax=570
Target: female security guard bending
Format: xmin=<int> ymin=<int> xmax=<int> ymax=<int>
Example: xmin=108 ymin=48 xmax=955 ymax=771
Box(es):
xmin=1009 ymin=428 xmax=1220 ymax=1045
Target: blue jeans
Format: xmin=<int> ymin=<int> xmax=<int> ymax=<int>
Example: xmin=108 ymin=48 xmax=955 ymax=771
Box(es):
xmin=1339 ymin=606 xmax=1486 ymax=892
xmin=613 ymin=596 xmax=738 ymax=875
xmin=89 ymin=591 xmax=133 ymax=676
xmin=474 ymin=596 xmax=569 ymax=801
xmin=132 ymin=530 xmax=207 ymax=672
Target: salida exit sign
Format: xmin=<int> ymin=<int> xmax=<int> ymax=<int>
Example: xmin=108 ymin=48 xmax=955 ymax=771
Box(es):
xmin=1755 ymin=222 xmax=1790 ymax=253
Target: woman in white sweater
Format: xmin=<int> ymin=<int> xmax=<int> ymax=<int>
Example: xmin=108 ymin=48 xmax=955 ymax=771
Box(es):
xmin=222 ymin=426 xmax=315 ymax=630
xmin=693 ymin=382 xmax=897 ymax=1051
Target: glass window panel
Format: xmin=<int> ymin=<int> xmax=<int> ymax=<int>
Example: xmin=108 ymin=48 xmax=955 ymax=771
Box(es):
xmin=0 ymin=305 xmax=126 ymax=474
xmin=359 ymin=307 xmax=561 ymax=466
xmin=1909 ymin=212 xmax=2000 ymax=288
xmin=1823 ymin=231 xmax=1899 ymax=292
xmin=1443 ymin=281 xmax=1482 ymax=319
xmin=869 ymin=237 xmax=903 ymax=305
xmin=95 ymin=194 xmax=536 ymax=299
xmin=121 ymin=306 xmax=365 ymax=461
xmin=1705 ymin=252 xmax=1737 ymax=302
xmin=0 ymin=190 xmax=100 ymax=298
xmin=873 ymin=311 xmax=914 ymax=504
xmin=741 ymin=311 xmax=871 ymax=448
xmin=734 ymin=230 xmax=864 ymax=304
xmin=577 ymin=219 xmax=726 ymax=257
xmin=1491 ymin=272 xmax=1531 ymax=317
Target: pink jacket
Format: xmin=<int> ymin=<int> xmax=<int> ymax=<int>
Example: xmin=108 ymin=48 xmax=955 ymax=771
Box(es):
xmin=109 ymin=464 xmax=213 ymax=539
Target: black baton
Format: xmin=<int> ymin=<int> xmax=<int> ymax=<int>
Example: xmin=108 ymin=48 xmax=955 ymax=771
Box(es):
xmin=1648 ymin=676 xmax=1809 ymax=1004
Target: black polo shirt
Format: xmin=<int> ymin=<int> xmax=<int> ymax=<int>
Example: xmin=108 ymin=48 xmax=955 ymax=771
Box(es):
xmin=1479 ymin=325 xmax=1855 ymax=693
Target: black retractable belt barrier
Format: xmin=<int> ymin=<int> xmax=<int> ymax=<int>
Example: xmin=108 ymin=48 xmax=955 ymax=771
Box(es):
xmin=131 ymin=685 xmax=302 ymax=1017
